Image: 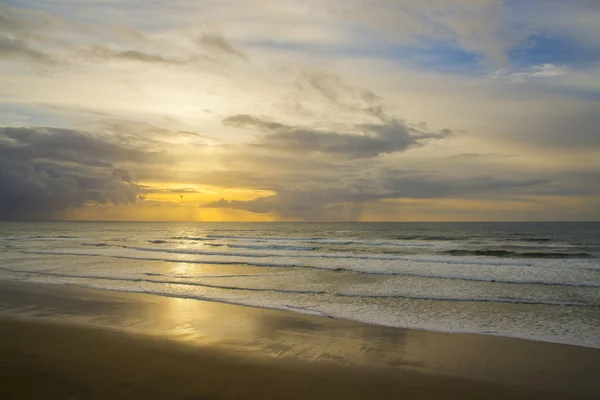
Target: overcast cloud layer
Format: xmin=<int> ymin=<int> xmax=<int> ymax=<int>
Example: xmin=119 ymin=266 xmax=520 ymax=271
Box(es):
xmin=1 ymin=0 xmax=599 ymax=221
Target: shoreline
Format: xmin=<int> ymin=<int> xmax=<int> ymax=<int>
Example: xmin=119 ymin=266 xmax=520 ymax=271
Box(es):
xmin=1 ymin=280 xmax=599 ymax=399
xmin=1 ymin=276 xmax=598 ymax=349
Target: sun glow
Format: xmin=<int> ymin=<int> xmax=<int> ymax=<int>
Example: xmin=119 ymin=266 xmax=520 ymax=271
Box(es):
xmin=62 ymin=182 xmax=276 ymax=221
xmin=138 ymin=181 xmax=274 ymax=205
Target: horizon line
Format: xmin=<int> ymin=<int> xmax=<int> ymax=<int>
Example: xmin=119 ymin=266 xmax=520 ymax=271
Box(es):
xmin=2 ymin=220 xmax=599 ymax=224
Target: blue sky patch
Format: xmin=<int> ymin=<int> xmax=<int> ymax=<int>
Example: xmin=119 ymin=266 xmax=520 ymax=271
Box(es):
xmin=509 ymin=34 xmax=600 ymax=69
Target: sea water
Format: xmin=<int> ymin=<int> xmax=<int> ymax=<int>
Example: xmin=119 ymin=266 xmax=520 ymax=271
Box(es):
xmin=1 ymin=221 xmax=599 ymax=348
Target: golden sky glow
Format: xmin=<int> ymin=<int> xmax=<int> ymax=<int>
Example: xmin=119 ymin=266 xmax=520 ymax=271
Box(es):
xmin=137 ymin=181 xmax=275 ymax=205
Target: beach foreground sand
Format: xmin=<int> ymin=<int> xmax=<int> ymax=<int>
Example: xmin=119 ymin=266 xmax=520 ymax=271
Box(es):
xmin=0 ymin=282 xmax=599 ymax=399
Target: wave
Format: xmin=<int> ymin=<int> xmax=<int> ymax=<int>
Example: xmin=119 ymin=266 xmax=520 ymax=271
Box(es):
xmin=19 ymin=251 xmax=600 ymax=288
xmin=171 ymin=234 xmax=575 ymax=250
xmin=77 ymin=241 xmax=595 ymax=259
xmin=3 ymin=235 xmax=80 ymax=241
xmin=507 ymin=237 xmax=552 ymax=242
xmin=390 ymin=235 xmax=466 ymax=241
xmin=388 ymin=235 xmax=558 ymax=243
xmin=171 ymin=236 xmax=215 ymax=241
xmin=2 ymin=266 xmax=597 ymax=307
xmin=205 ymin=235 xmax=323 ymax=241
xmin=178 ymin=235 xmax=434 ymax=247
xmin=305 ymin=239 xmax=432 ymax=247
xmin=442 ymin=249 xmax=596 ymax=259
xmin=120 ymin=245 xmax=536 ymax=266
xmin=142 ymin=272 xmax=280 ymax=279
xmin=203 ymin=243 xmax=320 ymax=251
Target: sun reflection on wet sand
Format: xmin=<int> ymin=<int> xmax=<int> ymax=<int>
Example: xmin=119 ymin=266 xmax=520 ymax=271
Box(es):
xmin=146 ymin=291 xmax=425 ymax=366
xmin=2 ymin=281 xmax=599 ymax=393
xmin=154 ymin=295 xmax=264 ymax=348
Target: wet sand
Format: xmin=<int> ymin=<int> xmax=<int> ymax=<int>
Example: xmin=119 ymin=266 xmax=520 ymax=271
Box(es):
xmin=0 ymin=281 xmax=599 ymax=399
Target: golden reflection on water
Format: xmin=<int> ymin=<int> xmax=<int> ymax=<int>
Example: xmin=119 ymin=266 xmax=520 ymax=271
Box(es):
xmin=169 ymin=261 xmax=195 ymax=275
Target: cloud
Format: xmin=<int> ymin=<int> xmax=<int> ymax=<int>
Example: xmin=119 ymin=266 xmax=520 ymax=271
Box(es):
xmin=0 ymin=4 xmax=69 ymax=64
xmin=0 ymin=4 xmax=64 ymax=37
xmin=0 ymin=36 xmax=49 ymax=62
xmin=0 ymin=4 xmax=242 ymax=68
xmin=0 ymin=126 xmax=162 ymax=167
xmin=112 ymin=168 xmax=132 ymax=183
xmin=0 ymin=121 xmax=225 ymax=219
xmin=223 ymin=114 xmax=451 ymax=159
xmin=318 ymin=0 xmax=524 ymax=66
xmin=100 ymin=121 xmax=218 ymax=143
xmin=0 ymin=126 xmax=163 ymax=219
xmin=489 ymin=64 xmax=569 ymax=82
xmin=83 ymin=44 xmax=192 ymax=65
xmin=0 ymin=159 xmax=139 ymax=220
xmin=201 ymin=172 xmax=552 ymax=220
xmin=138 ymin=186 xmax=202 ymax=194
xmin=197 ymin=32 xmax=247 ymax=59
xmin=284 ymin=70 xmax=388 ymax=120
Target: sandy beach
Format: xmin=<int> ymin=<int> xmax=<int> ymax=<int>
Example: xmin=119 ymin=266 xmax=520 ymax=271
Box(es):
xmin=0 ymin=282 xmax=599 ymax=399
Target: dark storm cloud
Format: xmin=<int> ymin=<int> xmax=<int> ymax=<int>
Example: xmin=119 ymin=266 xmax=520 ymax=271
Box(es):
xmin=223 ymin=114 xmax=450 ymax=159
xmin=0 ymin=126 xmax=165 ymax=220
xmin=0 ymin=162 xmax=139 ymax=220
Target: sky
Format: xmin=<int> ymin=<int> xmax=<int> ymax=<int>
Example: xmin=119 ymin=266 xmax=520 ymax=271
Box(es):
xmin=1 ymin=0 xmax=599 ymax=221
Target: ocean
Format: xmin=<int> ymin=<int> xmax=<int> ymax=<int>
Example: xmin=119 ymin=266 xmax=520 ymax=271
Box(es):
xmin=1 ymin=221 xmax=599 ymax=348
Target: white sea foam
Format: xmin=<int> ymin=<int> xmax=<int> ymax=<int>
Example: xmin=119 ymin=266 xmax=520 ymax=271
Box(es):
xmin=203 ymin=243 xmax=319 ymax=251
xmin=18 ymin=249 xmax=600 ymax=288
xmin=4 ymin=266 xmax=597 ymax=307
